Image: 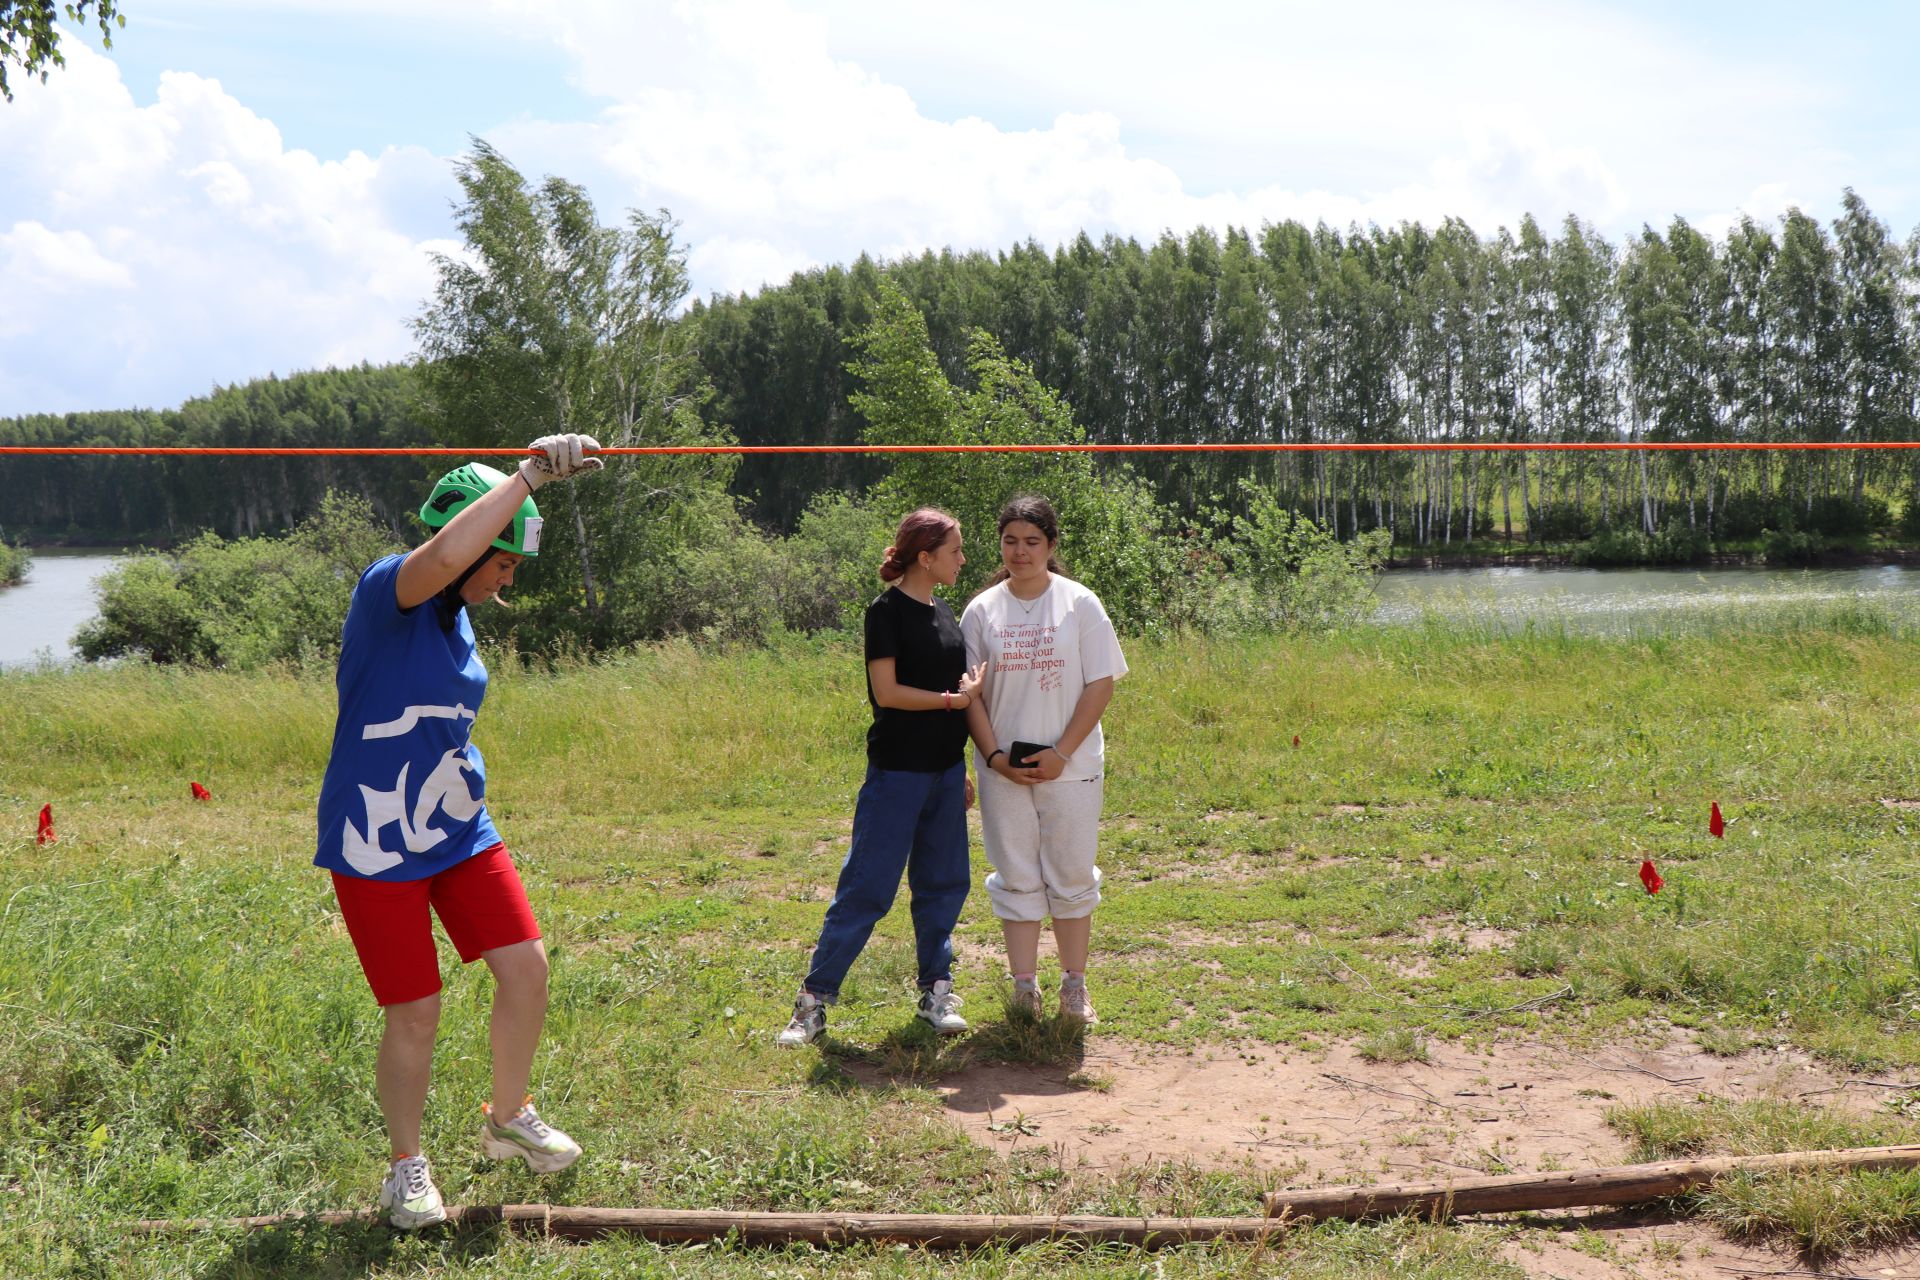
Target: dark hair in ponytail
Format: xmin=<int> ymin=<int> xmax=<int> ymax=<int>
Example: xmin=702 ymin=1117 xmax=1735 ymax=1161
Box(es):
xmin=981 ymin=494 xmax=1068 ymax=591
xmin=878 ymin=507 xmax=959 ymax=582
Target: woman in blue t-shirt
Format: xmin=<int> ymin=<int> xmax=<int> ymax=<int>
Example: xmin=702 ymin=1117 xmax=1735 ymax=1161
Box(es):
xmin=316 ymin=433 xmax=599 ymax=1229
xmin=776 ymin=508 xmax=985 ymax=1046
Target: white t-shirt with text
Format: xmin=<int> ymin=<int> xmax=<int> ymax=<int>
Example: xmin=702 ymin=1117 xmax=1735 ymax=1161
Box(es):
xmin=961 ymin=575 xmax=1128 ymax=782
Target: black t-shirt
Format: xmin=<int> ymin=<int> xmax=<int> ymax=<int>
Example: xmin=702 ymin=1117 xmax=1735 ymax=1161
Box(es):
xmin=864 ymin=586 xmax=969 ymax=772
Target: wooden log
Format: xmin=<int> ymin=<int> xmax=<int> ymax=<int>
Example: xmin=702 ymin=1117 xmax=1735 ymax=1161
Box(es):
xmin=1263 ymin=1144 xmax=1920 ymax=1221
xmin=123 ymin=1144 xmax=1920 ymax=1250
xmin=130 ymin=1206 xmax=1288 ymax=1248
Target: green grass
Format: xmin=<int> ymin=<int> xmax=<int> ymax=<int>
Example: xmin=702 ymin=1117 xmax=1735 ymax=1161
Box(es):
xmin=9 ymin=616 xmax=1920 ymax=1273
xmin=1608 ymin=1098 xmax=1920 ymax=1256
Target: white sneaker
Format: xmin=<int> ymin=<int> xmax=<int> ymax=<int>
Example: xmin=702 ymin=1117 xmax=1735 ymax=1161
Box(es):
xmin=916 ymin=980 xmax=969 ymax=1035
xmin=1060 ymin=975 xmax=1098 ymax=1026
xmin=480 ymin=1098 xmax=582 ymax=1173
xmin=777 ymin=991 xmax=827 ymax=1047
xmin=1010 ymin=978 xmax=1043 ymax=1019
xmin=379 ymin=1154 xmax=447 ymax=1230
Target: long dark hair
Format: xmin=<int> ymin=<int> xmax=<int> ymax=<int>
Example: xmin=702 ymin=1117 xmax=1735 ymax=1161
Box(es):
xmin=981 ymin=495 xmax=1068 ymax=591
xmin=878 ymin=508 xmax=959 ymax=582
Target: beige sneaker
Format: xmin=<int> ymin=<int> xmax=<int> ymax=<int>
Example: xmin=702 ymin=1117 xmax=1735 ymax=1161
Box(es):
xmin=1010 ymin=977 xmax=1043 ymax=1019
xmin=480 ymin=1097 xmax=582 ymax=1173
xmin=1059 ymin=974 xmax=1098 ymax=1026
xmin=378 ymin=1154 xmax=447 ymax=1230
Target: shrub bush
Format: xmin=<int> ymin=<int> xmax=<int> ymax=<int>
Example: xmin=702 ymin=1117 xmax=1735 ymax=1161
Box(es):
xmin=0 ymin=538 xmax=28 ymax=586
xmin=76 ymin=493 xmax=402 ymax=667
xmin=1762 ymin=528 xmax=1825 ymax=566
xmin=1528 ymin=501 xmax=1593 ymax=542
xmin=1572 ymin=522 xmax=1707 ymax=567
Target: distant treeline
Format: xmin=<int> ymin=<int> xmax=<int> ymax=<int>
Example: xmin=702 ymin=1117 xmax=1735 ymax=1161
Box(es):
xmin=0 ymin=365 xmax=437 ymax=543
xmin=697 ymin=189 xmax=1920 ymax=542
xmin=6 ymin=190 xmax=1919 ymax=548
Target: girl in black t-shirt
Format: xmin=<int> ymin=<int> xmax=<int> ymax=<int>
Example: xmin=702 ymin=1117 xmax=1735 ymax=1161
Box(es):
xmin=777 ymin=508 xmax=985 ymax=1046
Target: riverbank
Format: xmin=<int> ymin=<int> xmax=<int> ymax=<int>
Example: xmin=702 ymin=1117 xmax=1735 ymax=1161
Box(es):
xmin=8 ymin=620 xmax=1920 ymax=1275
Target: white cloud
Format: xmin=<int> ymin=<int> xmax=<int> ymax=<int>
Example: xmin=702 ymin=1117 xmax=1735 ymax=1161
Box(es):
xmin=0 ymin=45 xmax=455 ymax=415
xmin=481 ymin=0 xmax=1665 ymax=298
xmin=2 ymin=222 xmax=135 ymax=292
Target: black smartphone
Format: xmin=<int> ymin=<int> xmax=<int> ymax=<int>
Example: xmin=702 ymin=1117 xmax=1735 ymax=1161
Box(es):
xmin=1008 ymin=741 xmax=1051 ymax=769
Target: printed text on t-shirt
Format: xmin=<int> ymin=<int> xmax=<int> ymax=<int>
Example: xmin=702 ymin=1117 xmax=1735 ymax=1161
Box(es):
xmin=993 ymin=622 xmax=1065 ymax=692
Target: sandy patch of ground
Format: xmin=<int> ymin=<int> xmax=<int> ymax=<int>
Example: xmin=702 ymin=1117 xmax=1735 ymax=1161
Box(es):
xmin=927 ymin=1036 xmax=1889 ymax=1182
xmin=876 ymin=1035 xmax=1920 ymax=1277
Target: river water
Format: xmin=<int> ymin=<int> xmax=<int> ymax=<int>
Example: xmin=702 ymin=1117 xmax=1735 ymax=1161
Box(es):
xmin=0 ymin=550 xmax=124 ymax=669
xmin=1372 ymin=564 xmax=1920 ymax=633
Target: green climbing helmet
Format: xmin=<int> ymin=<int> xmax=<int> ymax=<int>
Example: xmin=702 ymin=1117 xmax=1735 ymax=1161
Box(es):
xmin=419 ymin=463 xmax=543 ymax=557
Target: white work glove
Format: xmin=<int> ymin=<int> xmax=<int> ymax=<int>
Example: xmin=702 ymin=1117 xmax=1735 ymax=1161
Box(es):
xmin=518 ymin=433 xmax=604 ymax=491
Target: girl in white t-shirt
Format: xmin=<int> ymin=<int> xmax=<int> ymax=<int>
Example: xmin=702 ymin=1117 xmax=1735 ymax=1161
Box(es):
xmin=960 ymin=495 xmax=1128 ymax=1024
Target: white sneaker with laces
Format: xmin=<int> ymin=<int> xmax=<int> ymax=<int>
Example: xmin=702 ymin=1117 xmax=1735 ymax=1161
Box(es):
xmin=480 ymin=1097 xmax=582 ymax=1173
xmin=916 ymin=979 xmax=968 ymax=1034
xmin=777 ymin=991 xmax=827 ymax=1047
xmin=379 ymin=1154 xmax=447 ymax=1230
xmin=1059 ymin=974 xmax=1099 ymax=1026
xmin=1010 ymin=978 xmax=1043 ymax=1019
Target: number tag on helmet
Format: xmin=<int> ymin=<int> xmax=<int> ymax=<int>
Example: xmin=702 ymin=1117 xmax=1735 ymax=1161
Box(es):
xmin=521 ymin=516 xmax=543 ymax=554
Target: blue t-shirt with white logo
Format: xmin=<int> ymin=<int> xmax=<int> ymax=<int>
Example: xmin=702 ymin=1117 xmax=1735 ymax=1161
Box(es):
xmin=315 ymin=554 xmax=502 ymax=881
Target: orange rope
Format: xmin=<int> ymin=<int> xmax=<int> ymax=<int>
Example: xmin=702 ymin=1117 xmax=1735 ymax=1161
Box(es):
xmin=4 ymin=442 xmax=1920 ymax=457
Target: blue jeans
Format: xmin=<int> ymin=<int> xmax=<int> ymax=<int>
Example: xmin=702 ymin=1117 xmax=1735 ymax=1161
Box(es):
xmin=804 ymin=761 xmax=970 ymax=1002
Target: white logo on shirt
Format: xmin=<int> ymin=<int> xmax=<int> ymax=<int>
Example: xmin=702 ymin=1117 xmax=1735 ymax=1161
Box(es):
xmin=340 ymin=704 xmax=484 ymax=876
xmin=361 ymin=703 xmax=475 ymax=740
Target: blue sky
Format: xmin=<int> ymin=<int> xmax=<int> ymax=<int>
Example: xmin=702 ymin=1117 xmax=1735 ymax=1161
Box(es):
xmin=4 ymin=0 xmax=1917 ymax=418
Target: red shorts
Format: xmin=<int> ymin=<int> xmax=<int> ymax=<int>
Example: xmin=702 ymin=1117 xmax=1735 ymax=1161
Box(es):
xmin=331 ymin=843 xmax=541 ymax=1006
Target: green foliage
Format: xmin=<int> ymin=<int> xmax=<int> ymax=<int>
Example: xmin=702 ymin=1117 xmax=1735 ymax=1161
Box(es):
xmin=851 ymin=283 xmax=1190 ymax=634
xmin=0 ymin=0 xmax=123 ymax=101
xmin=414 ymin=140 xmax=757 ymax=652
xmin=1572 ymin=521 xmax=1709 ymax=566
xmin=0 ymin=536 xmax=27 ymax=585
xmin=1204 ymin=482 xmax=1390 ymax=631
xmin=73 ymin=491 xmax=401 ymax=666
xmin=777 ymin=491 xmax=896 ymax=633
xmin=1763 ymin=527 xmax=1826 ymax=565
xmin=846 ymin=286 xmax=1379 ymax=637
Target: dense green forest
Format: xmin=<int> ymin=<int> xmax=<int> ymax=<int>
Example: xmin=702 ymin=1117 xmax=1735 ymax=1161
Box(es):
xmin=696 ymin=190 xmax=1920 ymax=544
xmin=0 ymin=363 xmax=439 ymax=543
xmin=5 ymin=188 xmax=1918 ymax=555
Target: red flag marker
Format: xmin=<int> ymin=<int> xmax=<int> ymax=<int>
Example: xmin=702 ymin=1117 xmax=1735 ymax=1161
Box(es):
xmin=1639 ymin=859 xmax=1663 ymax=895
xmin=191 ymin=782 xmax=211 ymax=802
xmin=1709 ymin=802 xmax=1725 ymax=838
xmin=36 ymin=804 xmax=55 ymax=845
xmin=1292 ymin=735 xmax=1301 ymax=748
